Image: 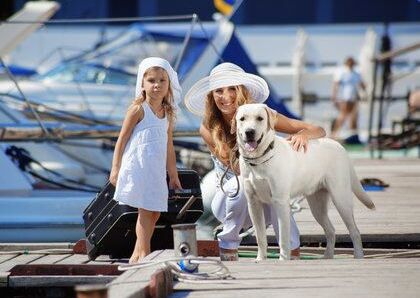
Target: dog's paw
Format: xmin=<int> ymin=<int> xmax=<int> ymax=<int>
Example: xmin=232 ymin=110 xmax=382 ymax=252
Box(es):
xmin=255 ymin=254 xmax=267 ymax=263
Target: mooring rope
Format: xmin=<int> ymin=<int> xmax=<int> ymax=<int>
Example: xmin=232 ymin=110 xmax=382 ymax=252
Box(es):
xmin=118 ymin=257 xmax=233 ymax=282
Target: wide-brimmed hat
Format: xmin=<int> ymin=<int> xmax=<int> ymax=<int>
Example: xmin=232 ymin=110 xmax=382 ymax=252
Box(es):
xmin=184 ymin=62 xmax=269 ymax=116
xmin=135 ymin=57 xmax=182 ymax=105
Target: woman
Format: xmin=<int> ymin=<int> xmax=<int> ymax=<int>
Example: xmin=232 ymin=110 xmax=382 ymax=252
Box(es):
xmin=331 ymin=57 xmax=366 ymax=140
xmin=184 ymin=63 xmax=326 ymax=260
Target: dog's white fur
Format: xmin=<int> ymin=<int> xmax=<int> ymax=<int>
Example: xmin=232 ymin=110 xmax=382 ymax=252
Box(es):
xmin=235 ymin=103 xmax=375 ymax=261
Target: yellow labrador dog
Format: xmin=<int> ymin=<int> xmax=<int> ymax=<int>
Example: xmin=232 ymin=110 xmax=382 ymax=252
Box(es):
xmin=234 ymin=103 xmax=375 ymax=261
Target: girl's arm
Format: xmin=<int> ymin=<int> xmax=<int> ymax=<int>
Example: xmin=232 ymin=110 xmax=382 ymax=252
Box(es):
xmin=109 ymin=105 xmax=143 ymax=185
xmin=167 ymin=122 xmax=182 ymax=189
xmin=274 ymin=112 xmax=326 ymax=153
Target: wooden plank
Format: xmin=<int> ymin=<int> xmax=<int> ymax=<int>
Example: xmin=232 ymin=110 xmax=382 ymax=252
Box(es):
xmin=0 ymin=254 xmax=19 ymax=264
xmin=108 ymin=250 xmax=174 ymax=298
xmin=55 ymin=254 xmax=90 ymax=264
xmin=9 ymin=275 xmax=115 ymax=287
xmin=86 ymin=254 xmax=115 ymax=265
xmin=9 ymin=264 xmax=120 ymax=276
xmin=0 ymin=254 xmax=44 ymax=272
xmin=0 ymin=243 xmax=73 ymax=252
xmin=29 ymin=254 xmax=72 ymax=265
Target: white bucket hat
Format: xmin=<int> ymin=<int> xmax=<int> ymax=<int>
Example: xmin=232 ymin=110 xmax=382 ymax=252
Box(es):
xmin=135 ymin=57 xmax=182 ymax=105
xmin=184 ymin=62 xmax=269 ymax=116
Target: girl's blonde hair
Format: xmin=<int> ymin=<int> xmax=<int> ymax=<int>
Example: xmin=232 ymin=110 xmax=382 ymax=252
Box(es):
xmin=131 ymin=66 xmax=176 ymax=125
xmin=203 ymin=85 xmax=253 ymax=168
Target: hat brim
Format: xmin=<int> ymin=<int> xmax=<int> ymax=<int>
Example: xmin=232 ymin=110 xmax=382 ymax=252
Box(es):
xmin=184 ymin=71 xmax=269 ymax=116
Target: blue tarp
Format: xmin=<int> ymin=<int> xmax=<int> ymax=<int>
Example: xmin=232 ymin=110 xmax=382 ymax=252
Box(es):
xmin=0 ymin=64 xmax=37 ymax=76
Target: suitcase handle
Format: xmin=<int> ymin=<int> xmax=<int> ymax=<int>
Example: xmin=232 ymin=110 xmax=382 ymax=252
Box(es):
xmin=176 ymin=195 xmax=197 ymax=220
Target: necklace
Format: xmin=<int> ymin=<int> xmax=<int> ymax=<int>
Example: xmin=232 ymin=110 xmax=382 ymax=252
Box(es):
xmin=149 ymin=103 xmax=164 ymax=117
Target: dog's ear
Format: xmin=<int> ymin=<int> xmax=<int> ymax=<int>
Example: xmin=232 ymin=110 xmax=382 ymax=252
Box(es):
xmin=265 ymin=106 xmax=277 ymax=130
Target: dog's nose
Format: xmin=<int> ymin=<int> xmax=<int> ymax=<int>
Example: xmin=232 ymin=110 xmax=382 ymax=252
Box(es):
xmin=245 ymin=129 xmax=255 ymax=140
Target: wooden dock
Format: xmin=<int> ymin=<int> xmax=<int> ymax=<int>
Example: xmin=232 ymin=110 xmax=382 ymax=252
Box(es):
xmin=0 ymin=157 xmax=419 ymax=297
xmin=3 ymin=246 xmax=418 ymax=298
xmin=105 ymin=247 xmax=420 ymax=298
xmin=0 ymin=243 xmax=121 ymax=295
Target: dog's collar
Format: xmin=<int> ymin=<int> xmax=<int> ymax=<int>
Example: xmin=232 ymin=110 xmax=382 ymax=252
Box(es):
xmin=248 ymin=154 xmax=275 ymax=167
xmin=242 ymin=140 xmax=275 ymax=166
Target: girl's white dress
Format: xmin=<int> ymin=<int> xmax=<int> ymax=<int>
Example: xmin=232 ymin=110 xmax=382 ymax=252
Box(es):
xmin=113 ymin=103 xmax=168 ymax=211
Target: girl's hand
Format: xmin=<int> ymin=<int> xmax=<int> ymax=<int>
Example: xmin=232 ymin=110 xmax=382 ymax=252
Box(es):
xmin=168 ymin=174 xmax=182 ymax=190
xmin=109 ymin=168 xmax=119 ymax=186
xmin=287 ymin=132 xmax=309 ymax=153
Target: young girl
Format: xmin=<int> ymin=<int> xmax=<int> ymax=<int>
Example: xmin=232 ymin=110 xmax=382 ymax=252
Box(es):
xmin=184 ymin=62 xmax=326 ymax=260
xmin=110 ymin=57 xmax=182 ymax=263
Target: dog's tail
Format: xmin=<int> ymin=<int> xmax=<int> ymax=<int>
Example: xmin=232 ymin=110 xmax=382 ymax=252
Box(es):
xmin=350 ymin=165 xmax=376 ymax=210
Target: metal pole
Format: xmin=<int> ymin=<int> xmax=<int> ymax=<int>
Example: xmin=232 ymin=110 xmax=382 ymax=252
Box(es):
xmin=368 ymin=60 xmax=378 ymax=159
xmin=377 ymin=66 xmax=389 ymax=160
xmin=174 ymin=14 xmax=197 ymax=72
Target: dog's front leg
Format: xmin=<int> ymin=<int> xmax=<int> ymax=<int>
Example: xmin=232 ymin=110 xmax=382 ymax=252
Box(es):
xmin=248 ymin=199 xmax=266 ymax=262
xmin=272 ymin=198 xmax=291 ymax=260
xmin=244 ymin=180 xmax=267 ymax=262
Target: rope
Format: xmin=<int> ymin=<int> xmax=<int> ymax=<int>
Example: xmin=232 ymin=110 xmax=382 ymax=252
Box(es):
xmin=118 ymin=257 xmax=233 ymax=283
xmin=5 ymin=145 xmax=100 ymax=192
xmin=220 ymin=147 xmax=240 ymax=198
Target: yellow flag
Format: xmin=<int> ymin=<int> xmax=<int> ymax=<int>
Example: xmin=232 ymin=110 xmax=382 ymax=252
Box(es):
xmin=214 ymin=0 xmax=235 ymax=15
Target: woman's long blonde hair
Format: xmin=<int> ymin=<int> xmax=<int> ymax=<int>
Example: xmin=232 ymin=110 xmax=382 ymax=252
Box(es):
xmin=203 ymin=85 xmax=253 ymax=168
xmin=131 ymin=66 xmax=176 ymax=125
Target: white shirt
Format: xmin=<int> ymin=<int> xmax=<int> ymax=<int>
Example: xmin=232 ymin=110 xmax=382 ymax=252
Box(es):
xmin=334 ymin=67 xmax=362 ymax=101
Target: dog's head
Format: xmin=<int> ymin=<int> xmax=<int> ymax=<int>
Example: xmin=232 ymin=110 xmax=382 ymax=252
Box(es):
xmin=234 ymin=103 xmax=276 ymax=156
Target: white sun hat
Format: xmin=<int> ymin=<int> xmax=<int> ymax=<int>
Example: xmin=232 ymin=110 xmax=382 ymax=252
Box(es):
xmin=184 ymin=62 xmax=269 ymax=116
xmin=135 ymin=57 xmax=182 ymax=105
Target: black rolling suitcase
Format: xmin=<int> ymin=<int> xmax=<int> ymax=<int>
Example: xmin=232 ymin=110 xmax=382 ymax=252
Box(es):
xmin=83 ymin=169 xmax=203 ymax=260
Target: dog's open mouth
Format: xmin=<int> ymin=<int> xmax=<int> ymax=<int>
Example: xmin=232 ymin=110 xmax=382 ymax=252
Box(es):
xmin=244 ymin=134 xmax=263 ymax=152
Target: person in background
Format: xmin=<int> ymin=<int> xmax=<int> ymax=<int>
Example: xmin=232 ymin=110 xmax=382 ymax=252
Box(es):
xmin=110 ymin=57 xmax=182 ymax=263
xmin=331 ymin=57 xmax=366 ymax=140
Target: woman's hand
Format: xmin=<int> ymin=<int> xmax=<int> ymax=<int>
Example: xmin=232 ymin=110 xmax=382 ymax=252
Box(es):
xmin=109 ymin=168 xmax=119 ymax=186
xmin=168 ymin=174 xmax=182 ymax=190
xmin=287 ymin=132 xmax=309 ymax=153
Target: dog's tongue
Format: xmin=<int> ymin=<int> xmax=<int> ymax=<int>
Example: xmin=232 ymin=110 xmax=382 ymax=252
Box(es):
xmin=245 ymin=141 xmax=258 ymax=152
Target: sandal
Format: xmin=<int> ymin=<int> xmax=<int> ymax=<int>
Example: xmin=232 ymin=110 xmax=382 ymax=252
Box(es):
xmin=360 ymin=178 xmax=390 ymax=188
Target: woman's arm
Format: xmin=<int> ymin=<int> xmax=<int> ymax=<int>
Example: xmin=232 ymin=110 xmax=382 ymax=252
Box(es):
xmin=200 ymin=124 xmax=239 ymax=174
xmin=199 ymin=123 xmax=216 ymax=154
xmin=109 ymin=105 xmax=143 ymax=185
xmin=274 ymin=113 xmax=326 ymax=152
xmin=167 ymin=122 xmax=182 ymax=189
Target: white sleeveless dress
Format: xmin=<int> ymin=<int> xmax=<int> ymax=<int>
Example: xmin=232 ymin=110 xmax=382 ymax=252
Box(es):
xmin=113 ymin=103 xmax=169 ymax=211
